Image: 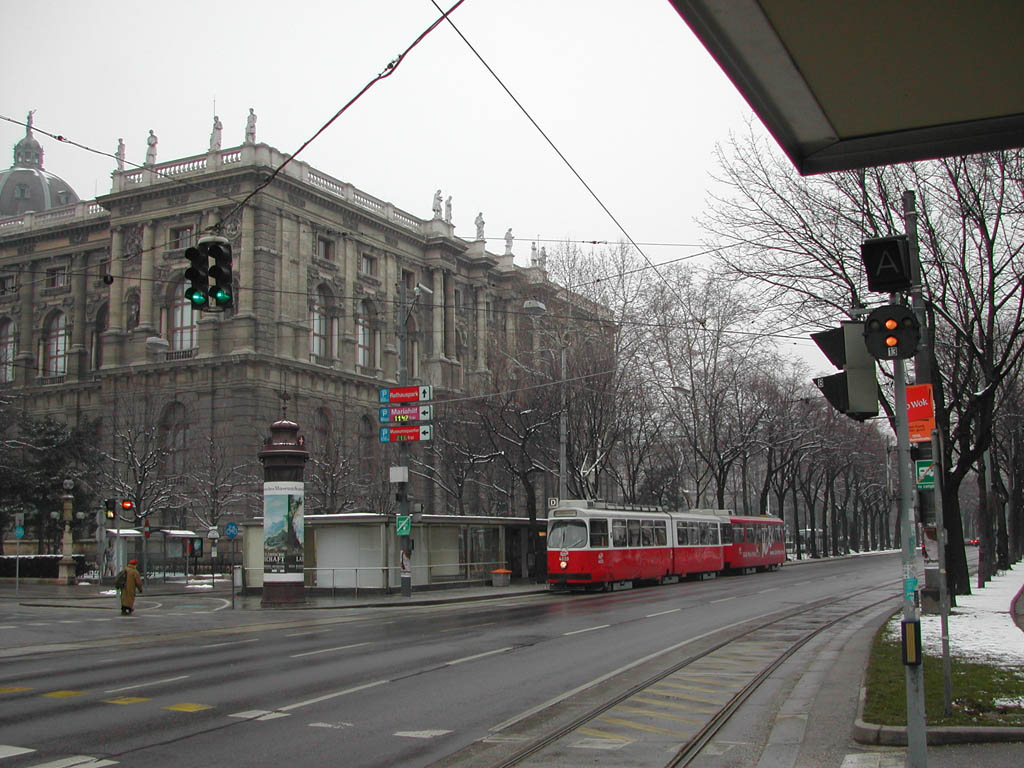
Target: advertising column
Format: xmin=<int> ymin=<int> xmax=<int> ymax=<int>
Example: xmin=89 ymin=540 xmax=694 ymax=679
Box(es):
xmin=258 ymin=410 xmax=309 ymax=605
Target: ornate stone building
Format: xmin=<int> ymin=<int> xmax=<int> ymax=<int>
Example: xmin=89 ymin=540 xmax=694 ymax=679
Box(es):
xmin=0 ymin=117 xmax=567 ymax=526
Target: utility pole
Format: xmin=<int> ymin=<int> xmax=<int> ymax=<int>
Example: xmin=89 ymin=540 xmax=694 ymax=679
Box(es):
xmin=397 ymin=280 xmax=412 ymax=597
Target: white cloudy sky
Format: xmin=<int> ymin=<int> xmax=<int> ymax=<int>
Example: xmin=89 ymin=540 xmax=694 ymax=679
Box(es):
xmin=3 ymin=1 xmax=828 ymax=366
xmin=1 ymin=0 xmax=758 ymax=258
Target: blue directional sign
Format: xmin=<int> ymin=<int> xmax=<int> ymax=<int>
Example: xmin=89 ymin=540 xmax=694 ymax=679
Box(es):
xmin=225 ymin=521 xmax=239 ymax=540
xmin=14 ymin=525 xmax=24 ymax=539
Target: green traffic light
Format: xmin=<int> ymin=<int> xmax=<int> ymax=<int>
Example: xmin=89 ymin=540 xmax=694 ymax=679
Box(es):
xmin=186 ymin=288 xmax=208 ymax=308
xmin=212 ymin=286 xmax=232 ymax=306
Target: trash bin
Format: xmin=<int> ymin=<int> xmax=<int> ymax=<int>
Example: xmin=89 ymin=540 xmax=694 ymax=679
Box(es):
xmin=233 ymin=565 xmax=243 ymax=588
xmin=491 ymin=568 xmax=512 ymax=587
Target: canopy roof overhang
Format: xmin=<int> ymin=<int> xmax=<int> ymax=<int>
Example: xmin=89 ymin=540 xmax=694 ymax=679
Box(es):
xmin=669 ymin=1 xmax=1024 ymax=174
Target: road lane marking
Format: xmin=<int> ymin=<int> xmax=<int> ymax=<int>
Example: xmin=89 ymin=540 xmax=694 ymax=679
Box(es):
xmin=105 ymin=675 xmax=189 ymax=693
xmin=279 ymin=679 xmax=388 ymax=711
xmin=285 ymin=630 xmax=327 ymax=637
xmin=199 ymin=638 xmax=259 ymax=649
xmin=491 ymin=610 xmax=780 ymax=733
xmin=563 ymin=625 xmax=610 ymax=636
xmin=440 ymin=622 xmax=496 ymax=633
xmin=0 ymin=687 xmax=32 ymax=693
xmin=0 ymin=745 xmax=34 ymax=758
xmin=447 ymin=647 xmax=512 ymax=666
xmin=394 ymin=730 xmax=452 ymax=738
xmin=290 ymin=642 xmax=369 ymax=659
xmin=758 ymin=587 xmax=779 ymax=593
xmin=710 ymin=597 xmax=735 ymax=603
xmin=22 ymin=758 xmax=117 ymax=767
xmin=646 ymin=609 xmax=681 ymax=617
xmin=229 ymin=710 xmax=290 ymax=721
xmin=163 ymin=702 xmax=213 ymax=712
xmin=42 ymin=690 xmax=85 ymax=698
xmin=104 ymin=696 xmax=151 ymax=705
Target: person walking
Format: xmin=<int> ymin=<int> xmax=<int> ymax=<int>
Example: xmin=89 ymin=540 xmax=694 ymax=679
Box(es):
xmin=116 ymin=559 xmax=143 ymax=615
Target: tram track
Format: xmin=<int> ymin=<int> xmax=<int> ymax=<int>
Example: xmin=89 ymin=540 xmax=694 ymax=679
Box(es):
xmin=441 ymin=581 xmax=901 ymax=768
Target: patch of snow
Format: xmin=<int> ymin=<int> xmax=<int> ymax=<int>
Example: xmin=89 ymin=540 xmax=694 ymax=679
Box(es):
xmin=885 ymin=565 xmax=1024 ymax=668
xmin=185 ymin=583 xmax=214 ymax=590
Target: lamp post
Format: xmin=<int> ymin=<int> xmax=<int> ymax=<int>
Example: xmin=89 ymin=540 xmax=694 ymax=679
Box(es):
xmin=58 ymin=478 xmax=76 ymax=585
xmin=522 ymin=299 xmax=567 ymax=501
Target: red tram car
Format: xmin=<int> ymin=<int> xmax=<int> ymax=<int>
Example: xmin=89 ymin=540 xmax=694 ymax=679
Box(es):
xmin=547 ymin=501 xmax=784 ymax=591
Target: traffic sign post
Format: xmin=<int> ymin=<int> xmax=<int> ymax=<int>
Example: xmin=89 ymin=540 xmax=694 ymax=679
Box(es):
xmin=379 ymin=425 xmax=433 ymax=443
xmin=396 ymin=515 xmax=412 ymax=536
xmin=225 ymin=521 xmax=239 ymax=609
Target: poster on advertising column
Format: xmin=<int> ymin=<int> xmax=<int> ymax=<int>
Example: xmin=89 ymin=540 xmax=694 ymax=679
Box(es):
xmin=263 ymin=481 xmax=304 ymax=581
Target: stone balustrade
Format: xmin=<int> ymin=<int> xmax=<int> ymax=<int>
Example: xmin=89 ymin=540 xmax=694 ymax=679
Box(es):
xmin=0 ymin=200 xmax=109 ymax=234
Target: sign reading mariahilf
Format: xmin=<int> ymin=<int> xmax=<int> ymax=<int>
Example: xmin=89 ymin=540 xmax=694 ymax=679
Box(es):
xmin=263 ymin=481 xmax=304 ymax=581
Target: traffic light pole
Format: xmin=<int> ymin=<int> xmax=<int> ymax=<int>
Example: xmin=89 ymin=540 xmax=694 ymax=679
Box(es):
xmin=397 ymin=282 xmax=412 ymax=598
xmin=894 ymin=354 xmax=928 ymax=767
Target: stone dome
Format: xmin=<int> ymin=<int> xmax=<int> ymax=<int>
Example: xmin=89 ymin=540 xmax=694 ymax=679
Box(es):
xmin=0 ymin=112 xmax=80 ymax=218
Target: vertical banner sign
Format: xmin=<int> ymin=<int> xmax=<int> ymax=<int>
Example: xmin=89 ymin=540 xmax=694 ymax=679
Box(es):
xmin=906 ymin=384 xmax=935 ymax=443
xmin=263 ymin=481 xmax=304 ymax=582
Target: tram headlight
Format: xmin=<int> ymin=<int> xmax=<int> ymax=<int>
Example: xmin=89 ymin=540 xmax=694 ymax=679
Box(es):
xmin=560 ymin=561 xmax=567 ymax=569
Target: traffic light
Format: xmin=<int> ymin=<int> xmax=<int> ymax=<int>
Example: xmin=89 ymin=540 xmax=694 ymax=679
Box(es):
xmin=104 ymin=498 xmax=116 ymax=520
xmin=184 ymin=245 xmax=209 ymax=309
xmin=203 ymin=236 xmax=233 ymax=309
xmin=861 ymin=235 xmax=912 ymax=293
xmin=811 ymin=321 xmax=878 ymax=421
xmin=120 ymin=499 xmax=135 ymax=519
xmin=864 ymin=304 xmax=920 ymax=360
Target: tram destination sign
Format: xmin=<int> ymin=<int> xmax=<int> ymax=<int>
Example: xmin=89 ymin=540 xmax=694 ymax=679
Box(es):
xmin=379 ymin=425 xmax=434 ymax=443
xmin=379 ymin=404 xmax=433 ymax=424
xmin=379 ymin=385 xmax=433 ymax=404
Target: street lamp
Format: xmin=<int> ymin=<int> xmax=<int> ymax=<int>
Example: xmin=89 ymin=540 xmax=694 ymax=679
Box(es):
xmin=58 ymin=478 xmax=76 ymax=585
xmin=522 ymin=299 xmax=567 ymax=501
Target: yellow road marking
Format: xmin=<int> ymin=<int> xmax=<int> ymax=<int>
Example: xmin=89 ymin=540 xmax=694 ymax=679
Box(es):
xmin=630 ymin=695 xmax=721 ymax=714
xmin=42 ymin=690 xmax=85 ymax=698
xmin=105 ymin=696 xmax=151 ymax=704
xmin=597 ymin=715 xmax=691 ymax=737
xmin=612 ymin=704 xmax=705 ymax=724
xmin=164 ymin=702 xmax=213 ymax=712
xmin=0 ymin=687 xmax=32 ymax=693
xmin=576 ymin=727 xmax=632 ymax=742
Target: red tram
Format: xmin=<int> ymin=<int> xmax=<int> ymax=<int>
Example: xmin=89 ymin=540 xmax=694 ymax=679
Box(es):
xmin=547 ymin=501 xmax=784 ymax=591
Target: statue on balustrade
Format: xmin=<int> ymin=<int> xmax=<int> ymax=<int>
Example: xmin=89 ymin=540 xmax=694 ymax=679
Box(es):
xmin=475 ymin=212 xmax=485 ymax=241
xmin=210 ymin=115 xmax=223 ymax=151
xmin=432 ymin=189 xmax=443 ymax=219
xmin=245 ymin=108 xmax=257 ymax=144
xmin=145 ymin=130 xmax=158 ymax=166
xmin=115 ymin=138 xmax=126 ymax=171
xmin=445 ymin=195 xmax=452 ymax=223
xmin=504 ymin=228 xmax=514 ymax=255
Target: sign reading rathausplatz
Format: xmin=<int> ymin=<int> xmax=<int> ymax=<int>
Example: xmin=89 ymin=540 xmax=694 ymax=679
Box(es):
xmin=263 ymin=481 xmax=304 ymax=579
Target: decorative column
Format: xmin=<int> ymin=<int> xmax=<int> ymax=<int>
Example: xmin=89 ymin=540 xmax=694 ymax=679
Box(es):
xmin=108 ymin=227 xmax=125 ymax=331
xmin=258 ymin=404 xmax=309 ymax=605
xmin=475 ymin=285 xmax=486 ymax=371
xmin=58 ymin=480 xmax=76 ymax=585
xmin=138 ymin=221 xmax=156 ymax=332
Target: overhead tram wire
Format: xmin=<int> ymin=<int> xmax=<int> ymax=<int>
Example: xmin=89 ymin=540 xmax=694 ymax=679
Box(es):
xmin=218 ymin=0 xmax=467 ymax=230
xmin=429 ymin=0 xmax=691 ymax=313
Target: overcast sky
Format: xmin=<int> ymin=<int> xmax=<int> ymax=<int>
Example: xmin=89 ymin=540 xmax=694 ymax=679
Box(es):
xmin=2 ymin=1 xmax=827 ymax=367
xmin=1 ymin=0 xmax=761 ymax=258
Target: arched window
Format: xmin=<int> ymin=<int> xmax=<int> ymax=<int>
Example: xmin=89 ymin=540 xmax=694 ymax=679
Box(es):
xmin=93 ymin=304 xmax=108 ymax=370
xmin=310 ymin=287 xmax=329 ymax=362
xmin=170 ymin=282 xmax=198 ymax=351
xmin=0 ymin=319 xmax=14 ymax=383
xmin=126 ymin=292 xmax=140 ymax=330
xmin=43 ymin=311 xmax=68 ymax=377
xmin=404 ymin=315 xmax=419 ymax=380
xmin=358 ymin=414 xmax=375 ymax=462
xmin=160 ymin=402 xmax=189 ymax=476
xmin=312 ymin=406 xmax=332 ymax=452
xmin=356 ymin=300 xmax=374 ymax=369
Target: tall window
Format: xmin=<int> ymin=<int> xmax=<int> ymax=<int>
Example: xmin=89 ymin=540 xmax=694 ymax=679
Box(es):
xmin=43 ymin=311 xmax=68 ymax=377
xmin=45 ymin=266 xmax=68 ymax=289
xmin=93 ymin=304 xmax=108 ymax=370
xmin=170 ymin=226 xmax=194 ymax=250
xmin=404 ymin=315 xmax=418 ymax=380
xmin=310 ymin=288 xmax=329 ymax=361
xmin=0 ymin=319 xmax=14 ymax=383
xmin=356 ymin=300 xmax=374 ymax=369
xmin=170 ymin=284 xmax=198 ymax=351
xmin=160 ymin=402 xmax=189 ymax=476
xmin=316 ymin=236 xmax=333 ymax=262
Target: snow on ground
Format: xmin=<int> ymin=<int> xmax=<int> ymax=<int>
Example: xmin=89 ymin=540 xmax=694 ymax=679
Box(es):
xmin=886 ymin=565 xmax=1024 ymax=668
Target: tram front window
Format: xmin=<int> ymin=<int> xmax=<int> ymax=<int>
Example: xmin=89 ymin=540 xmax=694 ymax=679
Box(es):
xmin=548 ymin=520 xmax=588 ymax=548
